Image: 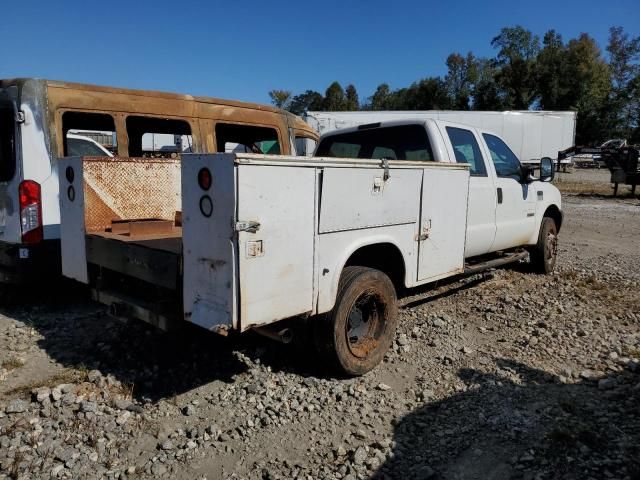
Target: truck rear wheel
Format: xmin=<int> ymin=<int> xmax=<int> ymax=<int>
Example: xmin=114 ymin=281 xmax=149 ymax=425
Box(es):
xmin=529 ymin=217 xmax=558 ymax=274
xmin=315 ymin=266 xmax=398 ymax=376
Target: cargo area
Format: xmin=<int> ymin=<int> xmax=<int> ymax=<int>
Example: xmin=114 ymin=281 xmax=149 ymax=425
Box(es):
xmin=63 ymin=156 xmax=183 ymax=328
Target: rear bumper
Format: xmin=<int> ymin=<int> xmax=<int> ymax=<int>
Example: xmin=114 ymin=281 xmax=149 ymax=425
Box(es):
xmin=0 ymin=240 xmax=61 ymax=284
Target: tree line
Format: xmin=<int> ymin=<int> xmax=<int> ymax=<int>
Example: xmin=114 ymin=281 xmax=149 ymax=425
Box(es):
xmin=269 ymin=26 xmax=640 ymax=145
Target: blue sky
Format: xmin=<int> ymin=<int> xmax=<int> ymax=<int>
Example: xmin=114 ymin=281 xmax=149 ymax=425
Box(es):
xmin=1 ymin=0 xmax=638 ymax=104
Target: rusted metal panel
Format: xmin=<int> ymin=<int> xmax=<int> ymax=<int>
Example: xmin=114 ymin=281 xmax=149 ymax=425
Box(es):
xmin=111 ymin=219 xmax=175 ymax=236
xmin=81 ymin=156 xmax=181 ymax=232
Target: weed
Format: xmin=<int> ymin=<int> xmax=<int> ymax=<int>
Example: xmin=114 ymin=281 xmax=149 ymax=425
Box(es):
xmin=1 ymin=357 xmax=24 ymax=371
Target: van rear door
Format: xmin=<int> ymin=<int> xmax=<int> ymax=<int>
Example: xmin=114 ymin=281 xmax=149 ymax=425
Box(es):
xmin=0 ymin=88 xmax=19 ymax=243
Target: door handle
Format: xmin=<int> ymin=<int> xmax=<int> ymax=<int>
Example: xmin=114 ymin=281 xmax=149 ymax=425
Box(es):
xmin=497 ymin=187 xmax=503 ymax=204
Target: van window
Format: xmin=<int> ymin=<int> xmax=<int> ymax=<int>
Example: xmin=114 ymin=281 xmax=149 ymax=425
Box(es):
xmin=445 ymin=127 xmax=487 ymax=176
xmin=315 ymin=124 xmax=433 ymax=161
xmin=483 ymin=133 xmax=522 ymax=180
xmin=0 ymin=108 xmax=16 ymax=181
xmin=62 ymin=112 xmax=117 ymax=157
xmin=215 ymin=123 xmax=280 ymax=154
xmin=126 ymin=116 xmax=192 ymax=158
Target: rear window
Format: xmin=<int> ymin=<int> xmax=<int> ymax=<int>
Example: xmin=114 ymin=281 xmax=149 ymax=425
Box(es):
xmin=315 ymin=124 xmax=433 ymax=161
xmin=0 ymin=108 xmax=16 ymax=181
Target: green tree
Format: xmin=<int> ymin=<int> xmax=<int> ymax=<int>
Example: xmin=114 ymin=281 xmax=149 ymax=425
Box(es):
xmin=491 ymin=26 xmax=540 ymax=109
xmin=536 ymin=30 xmax=568 ymax=109
xmin=445 ymin=52 xmax=478 ymax=109
xmin=472 ymin=58 xmax=506 ymax=110
xmin=323 ymin=82 xmax=347 ymax=111
xmin=564 ymin=34 xmax=612 ymax=143
xmin=268 ymin=90 xmax=292 ymax=109
xmin=606 ymin=26 xmax=640 ymax=138
xmin=345 ymin=84 xmax=360 ymax=110
xmin=406 ymin=77 xmax=452 ymax=110
xmin=367 ymin=83 xmax=393 ymax=110
xmin=287 ymin=90 xmax=324 ymax=115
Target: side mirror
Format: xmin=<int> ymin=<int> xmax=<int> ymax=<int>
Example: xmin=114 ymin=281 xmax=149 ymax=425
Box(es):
xmin=540 ymin=157 xmax=554 ymax=182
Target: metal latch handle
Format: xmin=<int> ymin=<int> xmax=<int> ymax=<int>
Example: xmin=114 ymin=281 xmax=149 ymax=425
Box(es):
xmin=381 ymin=158 xmax=390 ymax=181
xmin=235 ymin=220 xmax=260 ymax=233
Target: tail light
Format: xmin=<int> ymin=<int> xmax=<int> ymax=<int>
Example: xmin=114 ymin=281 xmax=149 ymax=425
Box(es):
xmin=19 ymin=180 xmax=43 ymax=245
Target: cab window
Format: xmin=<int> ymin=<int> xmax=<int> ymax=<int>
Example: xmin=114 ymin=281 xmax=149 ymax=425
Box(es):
xmin=445 ymin=127 xmax=487 ymax=176
xmin=483 ymin=133 xmax=522 ymax=180
xmin=315 ymin=124 xmax=433 ymax=161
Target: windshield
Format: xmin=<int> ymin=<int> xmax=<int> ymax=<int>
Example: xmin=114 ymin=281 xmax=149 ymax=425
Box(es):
xmin=315 ymin=124 xmax=433 ymax=161
xmin=0 ymin=106 xmax=16 ymax=181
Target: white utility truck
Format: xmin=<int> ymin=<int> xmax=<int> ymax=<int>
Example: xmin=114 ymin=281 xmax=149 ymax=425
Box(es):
xmin=304 ymin=110 xmax=577 ymax=170
xmin=59 ymin=119 xmax=562 ymax=375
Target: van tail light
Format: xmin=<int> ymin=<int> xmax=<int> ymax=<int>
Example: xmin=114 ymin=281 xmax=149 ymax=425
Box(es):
xmin=19 ymin=180 xmax=43 ymax=245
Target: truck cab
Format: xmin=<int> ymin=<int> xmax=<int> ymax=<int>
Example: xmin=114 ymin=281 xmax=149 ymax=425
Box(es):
xmin=315 ymin=118 xmax=562 ymax=271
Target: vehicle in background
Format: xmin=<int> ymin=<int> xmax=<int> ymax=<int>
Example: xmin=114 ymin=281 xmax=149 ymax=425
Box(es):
xmin=66 ymin=134 xmax=114 ymax=157
xmin=59 ymin=119 xmax=561 ymax=375
xmin=0 ymin=78 xmax=318 ymax=284
xmin=303 ymin=110 xmax=577 ymax=170
xmin=573 ymin=139 xmax=631 ymax=169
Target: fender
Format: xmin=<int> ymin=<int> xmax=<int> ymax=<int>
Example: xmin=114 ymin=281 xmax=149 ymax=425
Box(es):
xmin=526 ymin=182 xmax=563 ymax=245
xmin=315 ymin=228 xmax=413 ymax=315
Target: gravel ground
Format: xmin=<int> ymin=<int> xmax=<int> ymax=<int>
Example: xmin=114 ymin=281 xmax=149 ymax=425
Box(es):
xmin=1 ymin=192 xmax=639 ymax=480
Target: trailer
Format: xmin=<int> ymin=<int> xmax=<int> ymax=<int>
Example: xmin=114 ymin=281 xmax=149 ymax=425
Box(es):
xmin=304 ymin=110 xmax=577 ymax=169
xmin=559 ymin=145 xmax=640 ymax=196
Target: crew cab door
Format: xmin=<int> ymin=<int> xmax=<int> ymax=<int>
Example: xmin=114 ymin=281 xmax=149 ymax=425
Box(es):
xmin=480 ymin=133 xmax=536 ymax=251
xmin=441 ymin=124 xmax=496 ymax=258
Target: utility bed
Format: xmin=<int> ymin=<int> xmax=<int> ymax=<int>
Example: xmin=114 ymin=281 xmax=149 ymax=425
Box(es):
xmin=59 ymin=156 xmax=184 ymax=328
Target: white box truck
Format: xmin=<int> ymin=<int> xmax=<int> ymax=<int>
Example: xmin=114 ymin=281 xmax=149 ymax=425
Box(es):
xmin=59 ymin=119 xmax=562 ymax=375
xmin=304 ymin=111 xmax=577 ymax=169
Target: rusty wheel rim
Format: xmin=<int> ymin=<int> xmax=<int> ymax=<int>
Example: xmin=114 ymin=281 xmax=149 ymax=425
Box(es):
xmin=546 ymin=231 xmax=558 ymax=262
xmin=346 ymin=291 xmax=386 ymax=359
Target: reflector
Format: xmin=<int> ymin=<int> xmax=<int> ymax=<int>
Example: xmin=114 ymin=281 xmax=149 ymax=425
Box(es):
xmin=198 ymin=168 xmax=212 ymax=191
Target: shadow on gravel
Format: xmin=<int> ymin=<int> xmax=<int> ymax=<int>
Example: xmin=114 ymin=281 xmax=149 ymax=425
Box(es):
xmin=373 ymin=359 xmax=640 ymax=480
xmin=0 ymin=283 xmax=318 ymax=402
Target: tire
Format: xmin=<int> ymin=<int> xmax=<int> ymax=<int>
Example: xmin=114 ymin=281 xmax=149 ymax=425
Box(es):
xmin=529 ymin=217 xmax=558 ymax=274
xmin=314 ymin=266 xmax=398 ymax=376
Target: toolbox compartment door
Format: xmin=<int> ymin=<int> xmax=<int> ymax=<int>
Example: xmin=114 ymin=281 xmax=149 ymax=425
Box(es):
xmin=237 ymin=164 xmax=316 ymax=328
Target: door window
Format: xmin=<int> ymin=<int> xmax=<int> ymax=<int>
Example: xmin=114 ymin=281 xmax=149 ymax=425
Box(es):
xmin=483 ymin=133 xmax=522 ymax=180
xmin=445 ymin=127 xmax=487 ymax=176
